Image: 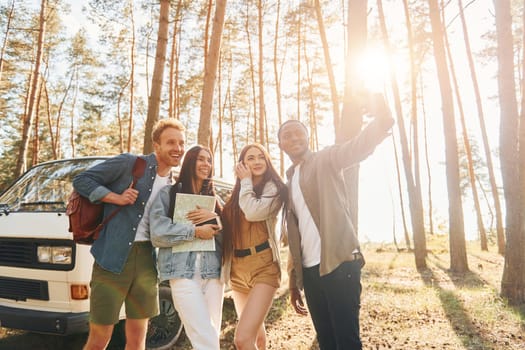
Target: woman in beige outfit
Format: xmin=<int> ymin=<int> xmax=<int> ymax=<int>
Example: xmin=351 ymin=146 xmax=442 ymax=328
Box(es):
xmin=221 ymin=143 xmax=288 ymax=350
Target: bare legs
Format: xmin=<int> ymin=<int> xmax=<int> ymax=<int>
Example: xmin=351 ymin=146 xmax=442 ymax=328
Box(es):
xmin=232 ymin=283 xmax=277 ymax=350
xmin=124 ymin=318 xmax=149 ymax=350
xmin=82 ymin=318 xmax=148 ymax=350
xmin=83 ymin=323 xmax=113 ymax=350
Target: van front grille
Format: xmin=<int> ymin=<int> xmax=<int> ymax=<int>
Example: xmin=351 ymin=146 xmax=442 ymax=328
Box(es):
xmin=0 ymin=276 xmax=49 ymax=301
xmin=0 ymin=239 xmax=34 ymax=265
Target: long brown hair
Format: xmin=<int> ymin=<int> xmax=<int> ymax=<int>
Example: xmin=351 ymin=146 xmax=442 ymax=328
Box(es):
xmin=169 ymin=145 xmax=221 ymax=216
xmin=175 ymin=145 xmax=215 ymax=195
xmin=221 ymin=143 xmax=287 ymax=261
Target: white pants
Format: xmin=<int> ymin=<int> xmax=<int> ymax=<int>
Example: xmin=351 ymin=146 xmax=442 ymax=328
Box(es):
xmin=169 ymin=255 xmax=224 ymax=350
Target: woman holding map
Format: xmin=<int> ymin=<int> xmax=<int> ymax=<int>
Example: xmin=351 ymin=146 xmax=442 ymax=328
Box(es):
xmin=221 ymin=143 xmax=288 ymax=350
xmin=149 ymin=145 xmax=224 ymax=350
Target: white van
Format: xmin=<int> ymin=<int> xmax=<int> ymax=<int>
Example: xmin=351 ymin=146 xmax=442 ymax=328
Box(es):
xmin=0 ymin=157 xmax=232 ymax=350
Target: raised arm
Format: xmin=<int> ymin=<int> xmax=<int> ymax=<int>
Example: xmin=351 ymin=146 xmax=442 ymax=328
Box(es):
xmin=73 ymin=153 xmax=137 ymax=204
xmin=327 ymin=93 xmax=395 ymax=170
xmin=238 ymin=179 xmax=282 ymax=222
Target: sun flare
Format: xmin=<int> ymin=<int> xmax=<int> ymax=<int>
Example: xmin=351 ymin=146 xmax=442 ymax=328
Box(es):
xmin=355 ymin=45 xmax=391 ymax=93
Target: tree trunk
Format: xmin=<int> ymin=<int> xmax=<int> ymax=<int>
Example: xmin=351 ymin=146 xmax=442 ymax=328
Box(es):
xmin=379 ymin=0 xmax=426 ymax=268
xmin=15 ymin=0 xmax=46 ymax=177
xmin=43 ymin=81 xmax=55 ymax=159
xmin=458 ymin=0 xmax=505 ymax=254
xmin=441 ymin=1 xmax=487 ymax=251
xmin=303 ymin=47 xmax=319 ymax=152
xmin=197 ymin=0 xmax=227 ymax=146
xmin=518 ymin=0 xmax=525 ymax=304
xmin=117 ymin=77 xmax=131 ymax=153
xmin=513 ymin=2 xmax=525 ymax=305
xmin=51 ymin=70 xmax=74 ymax=159
xmin=127 ymin=0 xmax=136 ymax=152
xmin=273 ymin=0 xmax=285 ymax=176
xmin=204 ymin=0 xmax=213 ymax=67
xmin=494 ymin=0 xmax=525 ymax=304
xmin=391 ymin=135 xmax=411 ymax=250
xmin=419 ymin=78 xmax=435 ymax=236
xmin=0 ymin=0 xmax=15 ymax=83
xmin=244 ymin=3 xmax=257 ymax=142
xmin=339 ymin=0 xmax=368 ymax=232
xmin=257 ymin=0 xmax=265 ymax=146
xmin=203 ymin=0 xmax=213 ymax=153
xmin=227 ymin=81 xmax=238 ymax=163
xmin=144 ymin=0 xmax=170 ymax=154
xmin=70 ymin=70 xmax=79 ymax=158
xmin=32 ymin=78 xmax=44 ymax=166
xmin=403 ymin=0 xmax=430 ymax=243
xmin=217 ymin=57 xmax=227 ymax=178
xmin=314 ymin=0 xmax=339 ymax=130
xmin=169 ymin=1 xmax=183 ymax=120
xmin=296 ymin=12 xmax=301 ymax=122
xmin=411 ymin=0 xmax=431 ymax=251
xmin=428 ymin=0 xmax=468 ymax=272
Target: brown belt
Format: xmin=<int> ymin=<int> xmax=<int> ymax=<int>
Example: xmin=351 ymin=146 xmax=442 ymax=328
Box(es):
xmin=234 ymin=240 xmax=270 ymax=257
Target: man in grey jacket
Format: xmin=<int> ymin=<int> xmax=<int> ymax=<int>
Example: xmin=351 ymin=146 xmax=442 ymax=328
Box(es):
xmin=278 ymin=94 xmax=394 ymax=350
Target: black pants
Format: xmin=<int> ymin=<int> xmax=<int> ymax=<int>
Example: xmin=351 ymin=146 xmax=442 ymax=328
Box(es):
xmin=302 ymin=260 xmax=362 ymax=350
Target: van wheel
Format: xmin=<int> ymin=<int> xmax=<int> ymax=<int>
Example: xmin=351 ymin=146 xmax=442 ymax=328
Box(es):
xmin=146 ymin=285 xmax=184 ymax=350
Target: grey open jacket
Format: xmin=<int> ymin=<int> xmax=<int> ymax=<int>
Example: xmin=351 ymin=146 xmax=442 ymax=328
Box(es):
xmin=221 ymin=178 xmax=284 ymax=286
xmin=285 ymin=115 xmax=394 ymax=290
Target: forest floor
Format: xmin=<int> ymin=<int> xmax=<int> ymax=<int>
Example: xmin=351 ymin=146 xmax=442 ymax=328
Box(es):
xmin=1 ymin=235 xmax=524 ymax=350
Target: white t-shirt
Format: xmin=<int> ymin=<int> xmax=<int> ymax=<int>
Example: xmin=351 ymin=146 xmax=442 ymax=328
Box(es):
xmin=135 ymin=173 xmax=170 ymax=241
xmin=291 ymin=164 xmax=321 ymax=268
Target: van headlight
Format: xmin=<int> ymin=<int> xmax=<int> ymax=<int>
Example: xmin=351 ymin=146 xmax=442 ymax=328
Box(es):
xmin=37 ymin=246 xmax=73 ymax=264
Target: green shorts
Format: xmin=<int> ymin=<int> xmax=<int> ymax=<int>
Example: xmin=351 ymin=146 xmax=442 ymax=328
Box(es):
xmin=89 ymin=241 xmax=159 ymax=325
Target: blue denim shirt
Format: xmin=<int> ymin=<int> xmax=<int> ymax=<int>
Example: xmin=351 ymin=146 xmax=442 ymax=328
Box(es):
xmin=73 ymin=153 xmax=158 ymax=274
xmin=149 ymin=184 xmax=222 ymax=281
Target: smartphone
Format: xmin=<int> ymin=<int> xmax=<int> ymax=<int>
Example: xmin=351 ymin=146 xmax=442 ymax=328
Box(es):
xmin=195 ymin=216 xmax=222 ymax=230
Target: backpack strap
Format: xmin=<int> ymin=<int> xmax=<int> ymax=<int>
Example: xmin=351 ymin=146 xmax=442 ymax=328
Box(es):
xmin=131 ymin=156 xmax=147 ymax=186
xmin=97 ymin=156 xmax=147 ymax=229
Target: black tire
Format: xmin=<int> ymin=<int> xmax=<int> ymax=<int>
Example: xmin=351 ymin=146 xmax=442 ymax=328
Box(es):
xmin=146 ymin=284 xmax=184 ymax=350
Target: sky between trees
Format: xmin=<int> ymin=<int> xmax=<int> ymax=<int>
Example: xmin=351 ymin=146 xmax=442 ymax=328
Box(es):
xmin=0 ymin=0 xmax=514 ymax=244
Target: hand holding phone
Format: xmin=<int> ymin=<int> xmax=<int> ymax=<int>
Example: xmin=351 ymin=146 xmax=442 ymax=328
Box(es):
xmin=364 ymin=93 xmax=392 ymax=121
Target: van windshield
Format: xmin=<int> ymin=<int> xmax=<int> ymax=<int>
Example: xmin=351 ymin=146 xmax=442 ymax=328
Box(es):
xmin=0 ymin=158 xmax=106 ymax=213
